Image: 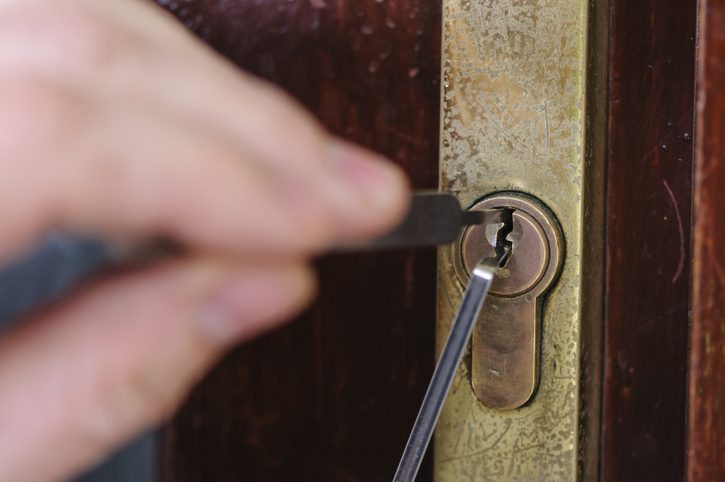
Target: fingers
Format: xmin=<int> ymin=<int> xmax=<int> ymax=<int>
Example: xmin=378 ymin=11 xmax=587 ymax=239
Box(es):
xmin=61 ymin=95 xmax=409 ymax=256
xmin=94 ymin=13 xmax=414 ymax=248
xmin=0 ymin=74 xmax=409 ymax=262
xmin=139 ymin=63 xmax=413 ymax=240
xmin=0 ymin=258 xmax=315 ymax=482
xmin=115 ymin=7 xmax=411 ymax=236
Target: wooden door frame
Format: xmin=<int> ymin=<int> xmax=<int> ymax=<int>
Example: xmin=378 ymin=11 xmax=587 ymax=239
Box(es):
xmin=603 ymin=0 xmax=697 ymax=480
xmin=687 ymin=0 xmax=725 ymax=479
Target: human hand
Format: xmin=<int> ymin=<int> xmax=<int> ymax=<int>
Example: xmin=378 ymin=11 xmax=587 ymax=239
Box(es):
xmin=0 ymin=1 xmax=409 ymax=481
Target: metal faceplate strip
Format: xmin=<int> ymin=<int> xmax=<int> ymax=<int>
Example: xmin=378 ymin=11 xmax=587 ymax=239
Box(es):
xmin=436 ymin=0 xmax=597 ymax=480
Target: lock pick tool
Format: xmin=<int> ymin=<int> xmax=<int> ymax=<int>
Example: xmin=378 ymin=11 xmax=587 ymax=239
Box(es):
xmin=393 ymin=214 xmax=513 ymax=482
xmin=352 ymin=191 xmax=508 ymax=249
xmin=0 ymin=192 xmax=508 ymax=322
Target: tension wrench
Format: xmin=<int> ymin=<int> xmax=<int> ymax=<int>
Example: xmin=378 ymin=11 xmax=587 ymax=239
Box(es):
xmin=0 ymin=192 xmax=504 ymax=323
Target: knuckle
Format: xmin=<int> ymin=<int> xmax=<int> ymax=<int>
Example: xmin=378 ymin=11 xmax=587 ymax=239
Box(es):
xmin=256 ymin=84 xmax=328 ymax=153
xmin=0 ymin=0 xmax=133 ymax=76
xmin=79 ymin=367 xmax=177 ymax=451
xmin=51 ymin=11 xmax=129 ymax=75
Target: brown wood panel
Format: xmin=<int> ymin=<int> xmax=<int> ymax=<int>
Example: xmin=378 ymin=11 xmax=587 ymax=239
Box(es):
xmin=156 ymin=1 xmax=441 ymax=481
xmin=687 ymin=0 xmax=725 ymax=479
xmin=603 ymin=1 xmax=697 ymax=481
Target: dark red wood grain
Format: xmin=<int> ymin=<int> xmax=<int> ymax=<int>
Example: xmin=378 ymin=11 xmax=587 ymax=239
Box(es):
xmin=155 ymin=2 xmax=440 ymax=481
xmin=603 ymin=1 xmax=697 ymax=481
xmin=687 ymin=1 xmax=725 ymax=479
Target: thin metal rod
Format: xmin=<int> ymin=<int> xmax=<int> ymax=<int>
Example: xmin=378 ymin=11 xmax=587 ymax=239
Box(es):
xmin=392 ymin=258 xmax=498 ymax=482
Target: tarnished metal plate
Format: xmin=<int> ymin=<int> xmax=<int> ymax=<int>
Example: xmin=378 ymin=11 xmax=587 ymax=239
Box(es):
xmin=436 ymin=0 xmax=603 ymax=480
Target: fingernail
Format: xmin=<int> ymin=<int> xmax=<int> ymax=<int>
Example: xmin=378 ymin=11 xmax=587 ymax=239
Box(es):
xmin=198 ymin=267 xmax=313 ymax=345
xmin=328 ymin=140 xmax=409 ymax=209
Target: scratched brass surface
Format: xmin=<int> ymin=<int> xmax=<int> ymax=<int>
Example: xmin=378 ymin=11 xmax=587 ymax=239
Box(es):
xmin=436 ymin=0 xmax=603 ymax=480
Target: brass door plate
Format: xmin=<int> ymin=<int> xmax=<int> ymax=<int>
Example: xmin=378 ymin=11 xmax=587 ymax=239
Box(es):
xmin=435 ymin=0 xmax=605 ymax=480
xmin=456 ymin=193 xmax=564 ymax=411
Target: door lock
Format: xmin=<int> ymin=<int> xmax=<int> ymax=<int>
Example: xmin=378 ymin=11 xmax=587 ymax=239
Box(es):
xmin=455 ymin=193 xmax=564 ymax=410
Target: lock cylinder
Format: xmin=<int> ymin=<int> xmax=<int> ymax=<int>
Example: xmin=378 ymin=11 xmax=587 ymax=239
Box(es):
xmin=454 ymin=192 xmax=564 ymax=410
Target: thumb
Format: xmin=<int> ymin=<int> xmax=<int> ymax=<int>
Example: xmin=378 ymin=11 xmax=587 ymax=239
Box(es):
xmin=0 ymin=259 xmax=314 ymax=482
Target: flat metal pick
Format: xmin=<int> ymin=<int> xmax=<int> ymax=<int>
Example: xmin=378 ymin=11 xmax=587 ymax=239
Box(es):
xmin=392 ymin=247 xmax=510 ymax=482
xmin=355 ymin=191 xmax=503 ymax=249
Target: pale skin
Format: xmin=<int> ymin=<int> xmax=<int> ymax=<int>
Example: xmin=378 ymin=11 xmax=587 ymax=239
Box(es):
xmin=0 ymin=1 xmax=410 ymax=481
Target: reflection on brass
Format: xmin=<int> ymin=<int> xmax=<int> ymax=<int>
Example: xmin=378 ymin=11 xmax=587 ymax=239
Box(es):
xmin=436 ymin=0 xmax=605 ymax=480
xmin=457 ymin=194 xmax=563 ymax=410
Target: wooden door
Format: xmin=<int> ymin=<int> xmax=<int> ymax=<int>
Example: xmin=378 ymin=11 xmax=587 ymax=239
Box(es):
xmin=604 ymin=0 xmax=724 ymax=480
xmin=603 ymin=0 xmax=695 ymax=480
